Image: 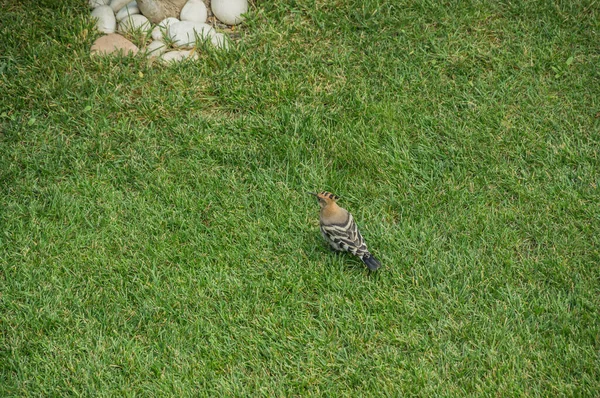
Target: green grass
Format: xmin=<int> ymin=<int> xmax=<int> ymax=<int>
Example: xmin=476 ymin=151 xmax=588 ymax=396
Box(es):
xmin=1 ymin=0 xmax=599 ymax=395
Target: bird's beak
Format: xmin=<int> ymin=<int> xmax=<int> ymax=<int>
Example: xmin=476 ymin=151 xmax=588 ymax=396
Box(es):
xmin=307 ymin=191 xmax=317 ymax=196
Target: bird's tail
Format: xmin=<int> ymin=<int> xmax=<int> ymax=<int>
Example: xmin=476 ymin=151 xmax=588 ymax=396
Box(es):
xmin=361 ymin=253 xmax=381 ymax=271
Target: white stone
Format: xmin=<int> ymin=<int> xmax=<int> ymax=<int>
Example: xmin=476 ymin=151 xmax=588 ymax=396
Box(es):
xmin=89 ymin=0 xmax=110 ymax=8
xmin=210 ymin=32 xmax=230 ymax=50
xmin=211 ymin=0 xmax=247 ymax=26
xmin=180 ymin=0 xmax=207 ymax=23
xmin=151 ymin=26 xmax=164 ymax=41
xmin=168 ymin=21 xmax=214 ymax=48
xmin=115 ymin=1 xmax=140 ymax=22
xmin=110 ymin=0 xmax=130 ymax=12
xmin=151 ymin=17 xmax=179 ymax=41
xmin=91 ymin=5 xmax=117 ymax=34
xmin=159 ymin=16 xmax=180 ymax=28
xmin=161 ymin=50 xmax=198 ymax=63
xmin=118 ymin=14 xmax=151 ymax=34
xmin=146 ymin=40 xmax=167 ymax=58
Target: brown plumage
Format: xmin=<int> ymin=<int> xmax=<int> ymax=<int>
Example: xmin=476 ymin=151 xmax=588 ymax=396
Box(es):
xmin=308 ymin=191 xmax=381 ymax=271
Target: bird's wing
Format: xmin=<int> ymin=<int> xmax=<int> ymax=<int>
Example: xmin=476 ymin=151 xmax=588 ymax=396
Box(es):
xmin=321 ymin=214 xmax=368 ymax=254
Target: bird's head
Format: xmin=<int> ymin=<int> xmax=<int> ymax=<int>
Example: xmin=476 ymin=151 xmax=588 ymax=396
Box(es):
xmin=307 ymin=191 xmax=340 ymax=209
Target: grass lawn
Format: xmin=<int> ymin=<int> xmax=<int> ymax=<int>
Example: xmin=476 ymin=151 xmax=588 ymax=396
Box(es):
xmin=1 ymin=0 xmax=599 ymax=395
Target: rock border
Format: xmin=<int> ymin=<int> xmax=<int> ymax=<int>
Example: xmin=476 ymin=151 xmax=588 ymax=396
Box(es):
xmin=89 ymin=0 xmax=247 ymax=63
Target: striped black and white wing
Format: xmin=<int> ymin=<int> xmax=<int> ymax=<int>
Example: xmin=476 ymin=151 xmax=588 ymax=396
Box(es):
xmin=320 ymin=213 xmax=369 ymax=257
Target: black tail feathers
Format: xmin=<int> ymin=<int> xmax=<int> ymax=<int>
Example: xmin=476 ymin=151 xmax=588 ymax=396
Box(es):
xmin=362 ymin=254 xmax=381 ymax=271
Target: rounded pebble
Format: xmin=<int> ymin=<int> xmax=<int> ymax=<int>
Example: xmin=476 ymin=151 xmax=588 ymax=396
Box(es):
xmin=211 ymin=33 xmax=230 ymax=50
xmin=89 ymin=0 xmax=110 ymax=8
xmin=137 ymin=0 xmax=187 ymax=24
xmin=146 ymin=40 xmax=167 ymax=58
xmin=151 ymin=17 xmax=179 ymax=41
xmin=110 ymin=0 xmax=130 ymax=12
xmin=180 ymin=0 xmax=208 ymax=23
xmin=211 ymin=0 xmax=247 ymax=26
xmin=115 ymin=1 xmax=140 ymax=22
xmin=118 ymin=14 xmax=151 ymax=34
xmin=168 ymin=21 xmax=214 ymax=48
xmin=161 ymin=50 xmax=199 ymax=63
xmin=91 ymin=33 xmax=139 ymax=56
xmin=91 ymin=5 xmax=117 ymax=34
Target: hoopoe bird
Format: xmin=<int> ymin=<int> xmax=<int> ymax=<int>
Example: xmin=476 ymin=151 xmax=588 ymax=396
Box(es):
xmin=308 ymin=191 xmax=381 ymax=271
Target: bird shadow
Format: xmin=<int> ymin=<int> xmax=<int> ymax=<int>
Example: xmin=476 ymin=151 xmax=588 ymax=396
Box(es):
xmin=305 ymin=234 xmax=381 ymax=276
xmin=327 ymin=247 xmax=381 ymax=276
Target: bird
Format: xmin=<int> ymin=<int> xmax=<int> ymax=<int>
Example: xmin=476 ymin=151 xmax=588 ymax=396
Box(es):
xmin=308 ymin=191 xmax=381 ymax=271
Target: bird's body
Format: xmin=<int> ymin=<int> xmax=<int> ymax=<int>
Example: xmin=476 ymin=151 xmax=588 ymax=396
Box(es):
xmin=309 ymin=191 xmax=381 ymax=271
